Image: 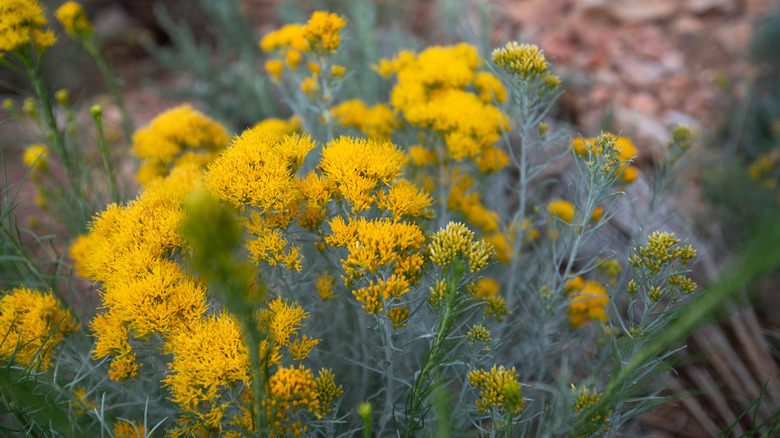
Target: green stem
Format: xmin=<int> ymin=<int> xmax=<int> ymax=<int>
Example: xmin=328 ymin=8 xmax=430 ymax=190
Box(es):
xmin=84 ymin=39 xmax=133 ymax=144
xmin=91 ymin=109 xmax=120 ymax=203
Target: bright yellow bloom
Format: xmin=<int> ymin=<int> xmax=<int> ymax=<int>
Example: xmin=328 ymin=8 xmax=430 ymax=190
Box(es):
xmin=316 ymin=273 xmax=335 ymax=300
xmin=426 ymin=222 xmax=495 ymax=271
xmin=164 ymin=313 xmax=250 ymax=432
xmin=302 ymin=11 xmax=346 ymax=52
xmin=473 ymin=71 xmax=507 ymax=103
xmin=259 ymin=297 xmax=319 ymax=365
xmin=260 ymin=23 xmax=308 ymax=52
xmin=206 ymin=129 xmax=314 ymax=211
xmin=474 ymin=146 xmax=509 ymax=173
xmin=386 ymin=304 xmax=410 ymax=329
xmin=56 ymin=2 xmax=92 ymax=37
xmin=567 ymin=280 xmax=609 ymax=327
xmin=108 ymin=352 xmax=140 ymax=382
xmin=286 ymin=48 xmax=303 ymax=68
xmin=300 ymin=76 xmax=317 ymax=94
xmin=470 ymin=277 xmax=500 ymax=300
xmin=319 ymin=136 xmax=406 ymax=212
xmin=23 ymin=143 xmax=48 ymax=170
xmin=0 ymin=0 xmax=56 ymax=56
xmin=407 ymin=145 xmax=438 ymax=167
xmin=547 ymin=198 xmax=602 ymax=224
xmin=0 ymin=287 xmax=77 ymax=371
xmin=132 ymin=105 xmax=230 ymax=185
xmin=468 ymin=366 xmax=524 ymax=415
xmin=353 ymin=275 xmax=411 ymax=314
xmin=265 ymin=59 xmax=284 ymax=79
xmin=377 ymin=179 xmax=432 ymax=218
xmin=245 ymin=213 xmax=302 ymax=271
xmin=327 ymin=216 xmax=425 ymax=285
xmin=267 ymin=365 xmax=320 ymax=433
xmin=113 ymin=420 xmax=147 ymax=438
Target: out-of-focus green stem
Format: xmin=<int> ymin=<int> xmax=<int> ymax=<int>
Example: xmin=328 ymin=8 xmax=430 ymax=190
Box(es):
xmin=83 ymin=39 xmax=134 ymax=144
xmin=90 ymin=106 xmax=120 ymax=203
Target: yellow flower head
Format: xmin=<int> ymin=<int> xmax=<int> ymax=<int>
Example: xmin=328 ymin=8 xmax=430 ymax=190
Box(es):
xmin=316 ymin=273 xmax=335 ymax=300
xmin=0 ymin=0 xmax=56 ymax=56
xmin=113 ymin=420 xmax=147 ymax=438
xmin=386 ymin=304 xmax=410 ymax=329
xmin=0 ymin=287 xmax=77 ymax=371
xmin=56 ymin=2 xmax=92 ymax=37
xmin=319 ymin=136 xmax=406 ymax=212
xmin=568 ymin=281 xmax=609 ymax=327
xmin=473 ymin=71 xmax=507 ymax=103
xmin=206 ymin=129 xmax=315 ymax=211
xmin=164 ymin=313 xmax=250 ymax=429
xmin=265 ymin=59 xmax=284 ymax=79
xmin=377 ymin=179 xmax=432 ymax=219
xmin=23 ymin=143 xmax=48 ymax=170
xmin=302 ymin=11 xmax=346 ymax=52
xmin=260 ymin=23 xmax=308 ymax=52
xmin=132 ymin=105 xmax=230 ymax=185
xmin=492 ymin=41 xmax=554 ymax=83
xmin=468 ymin=365 xmax=524 ymax=415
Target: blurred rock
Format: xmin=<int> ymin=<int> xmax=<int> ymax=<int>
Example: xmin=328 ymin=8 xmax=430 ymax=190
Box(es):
xmin=613 ymin=106 xmax=670 ymax=161
xmin=686 ymin=0 xmax=736 ymax=14
xmin=578 ymin=0 xmax=678 ymax=23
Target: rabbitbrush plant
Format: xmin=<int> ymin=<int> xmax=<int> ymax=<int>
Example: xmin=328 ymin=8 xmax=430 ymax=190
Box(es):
xmin=3 ymin=2 xmax=764 ymax=437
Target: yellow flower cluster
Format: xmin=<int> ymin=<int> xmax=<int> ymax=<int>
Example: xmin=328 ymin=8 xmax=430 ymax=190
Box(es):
xmin=297 ymin=171 xmax=335 ymax=231
xmin=376 ymin=179 xmax=433 ymax=219
xmin=748 ymin=148 xmax=779 ymax=189
xmin=572 ymin=385 xmax=611 ymax=435
xmin=164 ymin=312 xmax=250 ymax=434
xmin=71 ymin=165 xmax=208 ymax=381
xmin=259 ymin=297 xmax=320 ymax=365
xmin=467 ymin=324 xmax=492 ymax=344
xmin=565 ymin=277 xmax=609 ymax=328
xmin=132 ymin=105 xmax=230 ymax=186
xmin=327 ymin=216 xmax=425 ymax=287
xmin=330 ymin=99 xmax=396 ymax=140
xmin=547 ymin=198 xmax=604 ymax=225
xmin=572 ymin=133 xmax=639 ymax=184
xmin=353 ymin=275 xmax=411 ymax=314
xmin=426 ymin=221 xmax=495 ymax=272
xmin=55 ymin=2 xmax=92 ymax=38
xmin=260 ymin=11 xmax=346 ymax=83
xmin=318 ymin=136 xmax=406 ymax=212
xmin=491 ymin=41 xmax=560 ymax=88
xmin=23 ymin=143 xmax=48 ymax=170
xmin=302 ymin=11 xmax=346 ymax=52
xmin=251 ymin=115 xmax=302 ymax=137
xmin=378 ymin=44 xmax=510 ymax=167
xmin=468 ymin=365 xmax=524 ymax=415
xmin=0 ymin=287 xmax=77 ymax=371
xmin=266 ymin=365 xmax=319 ymax=436
xmin=113 ymin=420 xmax=147 ymax=438
xmin=0 ymin=0 xmax=56 ymax=57
xmin=206 ymin=128 xmax=314 ymax=212
xmin=467 ymin=278 xmax=510 ymax=321
xmin=245 ymin=213 xmax=302 ymax=272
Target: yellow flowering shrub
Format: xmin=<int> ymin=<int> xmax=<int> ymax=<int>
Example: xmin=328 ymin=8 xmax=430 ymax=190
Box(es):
xmin=0 ymin=287 xmax=77 ymax=371
xmin=0 ymin=0 xmax=56 ymax=56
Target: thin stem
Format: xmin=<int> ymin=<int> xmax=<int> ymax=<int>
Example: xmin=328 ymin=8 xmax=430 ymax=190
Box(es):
xmin=91 ymin=109 xmax=120 ymax=203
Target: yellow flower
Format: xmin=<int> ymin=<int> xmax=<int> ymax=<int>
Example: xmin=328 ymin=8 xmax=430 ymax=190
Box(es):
xmin=286 ymin=48 xmax=303 ymax=68
xmin=327 ymin=216 xmax=425 ymax=285
xmin=568 ymin=281 xmax=609 ymax=327
xmin=316 ymin=273 xmax=335 ymax=300
xmin=0 ymin=287 xmax=77 ymax=371
xmin=377 ymin=179 xmax=432 ymax=218
xmin=302 ymin=11 xmax=346 ymax=52
xmin=265 ymin=59 xmax=284 ymax=79
xmin=407 ymin=145 xmax=438 ymax=167
xmin=573 ymin=133 xmax=639 ymax=183
xmin=113 ymin=420 xmax=147 ymax=438
xmin=56 ymin=2 xmax=92 ymax=37
xmin=164 ymin=313 xmax=250 ymax=431
xmin=260 ymin=23 xmax=308 ymax=52
xmin=473 ymin=71 xmax=507 ymax=103
xmin=244 ymin=214 xmax=303 ymax=272
xmin=0 ymin=0 xmax=56 ymax=56
xmin=300 ymin=76 xmax=318 ymax=94
xmin=547 ymin=198 xmax=603 ymax=224
xmin=206 ymin=129 xmax=315 ymax=211
xmin=353 ymin=275 xmax=411 ymax=314
xmin=468 ymin=365 xmax=524 ymax=415
xmin=23 ymin=143 xmax=48 ymax=170
xmin=132 ymin=105 xmax=230 ymax=185
xmin=386 ymin=304 xmax=410 ymax=329
xmin=319 ymin=136 xmax=406 ymax=212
